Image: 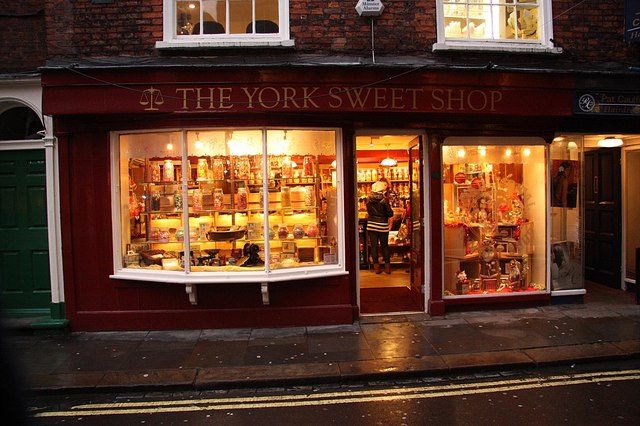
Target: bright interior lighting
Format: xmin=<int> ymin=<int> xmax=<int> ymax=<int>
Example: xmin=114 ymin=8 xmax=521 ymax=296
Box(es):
xmin=457 ymin=149 xmax=466 ymax=158
xmin=478 ymin=146 xmax=486 ymax=157
xmin=597 ymin=137 xmax=623 ymax=148
xmin=505 ymin=148 xmax=512 ymax=157
xmin=567 ymin=141 xmax=578 ymax=150
xmin=195 ymin=140 xmax=204 ymax=149
xmin=380 ymin=157 xmax=397 ymax=167
xmin=523 ymin=148 xmax=531 ymax=157
xmin=166 ymin=143 xmax=173 ymax=150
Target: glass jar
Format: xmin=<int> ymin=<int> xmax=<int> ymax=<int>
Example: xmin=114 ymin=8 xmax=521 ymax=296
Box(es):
xmin=212 ymin=157 xmax=225 ymax=180
xmin=293 ymin=224 xmax=305 ymax=239
xmin=235 ymin=156 xmax=250 ymax=180
xmin=193 ymin=189 xmax=203 ymax=211
xmin=305 ymin=186 xmax=315 ymax=207
xmin=151 ymin=190 xmax=161 ymax=211
xmin=281 ymin=186 xmax=291 ymax=208
xmin=163 ymin=160 xmax=174 ymax=182
xmin=174 ymin=190 xmax=182 ymax=210
xmin=149 ymin=227 xmax=161 ymax=241
xmin=150 ymin=162 xmax=161 ymax=182
xmin=281 ymin=156 xmax=293 ymax=179
xmin=189 ymin=227 xmax=198 ymax=242
xmin=213 ymin=188 xmax=224 ymax=210
xmin=303 ymin=155 xmax=314 ymax=177
xmin=197 ymin=158 xmax=209 ymax=181
xmin=236 ymin=187 xmax=248 ymax=210
xmin=159 ymin=228 xmax=170 ymax=243
xmin=175 ymin=228 xmax=184 ymax=241
xmin=278 ymin=224 xmax=289 ymax=239
xmin=306 ymin=223 xmax=319 ymax=238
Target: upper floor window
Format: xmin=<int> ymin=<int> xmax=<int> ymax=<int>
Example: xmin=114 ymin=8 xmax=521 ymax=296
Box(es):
xmin=434 ymin=0 xmax=559 ymax=53
xmin=157 ymin=0 xmax=293 ymax=48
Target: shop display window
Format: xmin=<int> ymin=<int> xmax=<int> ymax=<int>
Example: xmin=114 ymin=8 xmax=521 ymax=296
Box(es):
xmin=442 ymin=140 xmax=548 ymax=297
xmin=114 ymin=128 xmax=342 ymax=281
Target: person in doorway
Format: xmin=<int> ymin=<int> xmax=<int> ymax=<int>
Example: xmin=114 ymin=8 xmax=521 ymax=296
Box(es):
xmin=367 ymin=180 xmax=394 ymax=274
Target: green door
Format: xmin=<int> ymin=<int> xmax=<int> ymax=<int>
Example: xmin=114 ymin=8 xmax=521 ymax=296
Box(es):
xmin=0 ymin=149 xmax=51 ymax=315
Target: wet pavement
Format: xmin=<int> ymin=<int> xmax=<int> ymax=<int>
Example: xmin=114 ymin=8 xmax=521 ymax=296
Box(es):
xmin=3 ymin=283 xmax=640 ymax=393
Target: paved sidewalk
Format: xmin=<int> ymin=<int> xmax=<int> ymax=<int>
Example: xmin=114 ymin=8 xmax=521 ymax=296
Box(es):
xmin=4 ymin=284 xmax=640 ymax=393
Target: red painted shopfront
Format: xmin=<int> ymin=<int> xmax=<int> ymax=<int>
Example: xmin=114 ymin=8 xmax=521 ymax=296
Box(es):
xmin=42 ymin=64 xmax=573 ymax=331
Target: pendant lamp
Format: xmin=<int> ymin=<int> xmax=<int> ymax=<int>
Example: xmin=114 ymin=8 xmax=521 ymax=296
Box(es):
xmin=597 ymin=136 xmax=623 ymax=148
xmin=380 ymin=144 xmax=397 ymax=167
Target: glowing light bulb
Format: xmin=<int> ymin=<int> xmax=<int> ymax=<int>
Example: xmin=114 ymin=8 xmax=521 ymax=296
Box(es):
xmin=457 ymin=149 xmax=466 ymax=158
xmin=523 ymin=148 xmax=531 ymax=157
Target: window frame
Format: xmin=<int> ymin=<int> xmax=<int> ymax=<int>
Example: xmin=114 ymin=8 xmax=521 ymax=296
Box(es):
xmin=433 ymin=0 xmax=560 ymax=53
xmin=156 ymin=0 xmax=294 ymax=49
xmin=109 ymin=127 xmax=347 ymax=285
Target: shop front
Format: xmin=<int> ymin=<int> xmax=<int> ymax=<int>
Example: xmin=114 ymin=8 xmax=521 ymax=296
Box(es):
xmin=42 ymin=64 xmax=574 ymax=330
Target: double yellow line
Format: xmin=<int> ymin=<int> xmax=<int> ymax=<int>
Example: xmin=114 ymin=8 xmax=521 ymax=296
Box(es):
xmin=33 ymin=369 xmax=640 ymax=418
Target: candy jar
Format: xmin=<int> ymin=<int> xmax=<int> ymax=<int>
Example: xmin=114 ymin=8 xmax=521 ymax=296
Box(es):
xmin=192 ymin=189 xmax=203 ymax=211
xmin=150 ymin=162 xmax=161 ymax=182
xmin=149 ymin=227 xmax=161 ymax=241
xmin=189 ymin=227 xmax=198 ymax=242
xmin=175 ymin=228 xmax=184 ymax=241
xmin=303 ymin=155 xmax=314 ymax=177
xmin=306 ymin=223 xmax=319 ymax=238
xmin=197 ymin=158 xmax=209 ymax=181
xmin=281 ymin=186 xmax=291 ymax=207
xmin=212 ymin=157 xmax=225 ymax=180
xmin=163 ymin=160 xmax=174 ymax=182
xmin=151 ymin=190 xmax=161 ymax=211
xmin=281 ymin=156 xmax=293 ymax=179
xmin=236 ymin=187 xmax=248 ymax=210
xmin=293 ymin=224 xmax=305 ymax=239
xmin=213 ymin=188 xmax=224 ymax=210
xmin=174 ymin=190 xmax=182 ymax=210
xmin=277 ymin=223 xmax=289 ymax=239
xmin=304 ymin=186 xmax=315 ymax=207
xmin=159 ymin=228 xmax=170 ymax=242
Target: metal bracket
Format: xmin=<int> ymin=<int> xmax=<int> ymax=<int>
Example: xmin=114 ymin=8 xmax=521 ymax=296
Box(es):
xmin=185 ymin=283 xmax=198 ymax=305
xmin=261 ymin=282 xmax=270 ymax=305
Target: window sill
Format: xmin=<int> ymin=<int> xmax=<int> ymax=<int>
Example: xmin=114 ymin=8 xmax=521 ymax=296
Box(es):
xmin=433 ymin=42 xmax=562 ymax=55
xmin=156 ymin=39 xmax=295 ymax=49
xmin=110 ymin=266 xmax=347 ymax=305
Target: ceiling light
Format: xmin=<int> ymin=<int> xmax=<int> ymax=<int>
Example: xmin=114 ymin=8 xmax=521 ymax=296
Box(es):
xmin=567 ymin=141 xmax=578 ymax=150
xmin=505 ymin=148 xmax=512 ymax=157
xmin=457 ymin=149 xmax=466 ymax=158
xmin=597 ymin=136 xmax=623 ymax=148
xmin=380 ymin=144 xmax=397 ymax=167
xmin=523 ymin=148 xmax=531 ymax=157
xmin=478 ymin=146 xmax=486 ymax=157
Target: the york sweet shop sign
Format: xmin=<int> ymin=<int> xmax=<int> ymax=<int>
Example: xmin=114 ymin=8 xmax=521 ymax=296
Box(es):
xmin=42 ymin=70 xmax=573 ymax=117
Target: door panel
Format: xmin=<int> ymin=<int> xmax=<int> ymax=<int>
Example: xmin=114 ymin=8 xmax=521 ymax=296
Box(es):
xmin=0 ymin=150 xmax=51 ymax=312
xmin=584 ymin=149 xmax=621 ymax=288
xmin=408 ymin=137 xmax=425 ymax=310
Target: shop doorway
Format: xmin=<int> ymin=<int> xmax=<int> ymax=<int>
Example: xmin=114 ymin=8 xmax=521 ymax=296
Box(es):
xmin=584 ymin=148 xmax=622 ymax=288
xmin=356 ymin=134 xmax=424 ymax=313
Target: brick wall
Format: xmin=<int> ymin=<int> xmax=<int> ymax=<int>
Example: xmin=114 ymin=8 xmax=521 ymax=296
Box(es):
xmin=38 ymin=0 xmax=639 ymax=66
xmin=0 ymin=1 xmax=46 ymax=73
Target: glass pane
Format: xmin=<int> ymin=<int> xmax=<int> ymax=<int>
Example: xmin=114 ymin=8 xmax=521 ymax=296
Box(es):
xmin=550 ymin=136 xmax=583 ymax=290
xmin=253 ymin=0 xmax=280 ymax=33
xmin=442 ymin=144 xmax=547 ymax=296
xmin=176 ymin=0 xmax=200 ymax=35
xmin=201 ymin=0 xmax=226 ymax=34
xmin=266 ymin=129 xmax=338 ymax=270
xmin=119 ymin=132 xmax=185 ymax=271
xmin=229 ymin=0 xmax=252 ymax=34
xmin=187 ymin=129 xmax=265 ymax=271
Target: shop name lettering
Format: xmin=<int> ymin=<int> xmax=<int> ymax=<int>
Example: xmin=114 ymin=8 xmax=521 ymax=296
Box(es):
xmin=139 ymin=86 xmax=504 ymax=112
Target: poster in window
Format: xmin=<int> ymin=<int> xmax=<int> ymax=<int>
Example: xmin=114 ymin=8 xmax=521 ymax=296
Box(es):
xmin=551 ymin=160 xmax=579 ymax=208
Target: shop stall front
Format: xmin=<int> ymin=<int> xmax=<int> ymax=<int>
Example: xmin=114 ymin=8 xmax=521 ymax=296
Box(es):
xmin=42 ymin=64 xmax=574 ymax=330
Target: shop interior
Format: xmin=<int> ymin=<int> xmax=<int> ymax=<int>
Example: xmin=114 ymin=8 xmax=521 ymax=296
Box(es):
xmin=356 ymin=134 xmax=421 ymax=314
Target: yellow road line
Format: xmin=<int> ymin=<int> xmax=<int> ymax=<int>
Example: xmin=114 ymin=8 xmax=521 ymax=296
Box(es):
xmin=33 ymin=370 xmax=640 ymax=418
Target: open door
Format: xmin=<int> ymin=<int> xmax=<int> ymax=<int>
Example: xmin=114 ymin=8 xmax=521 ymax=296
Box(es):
xmin=357 ymin=133 xmax=422 ymax=314
xmin=408 ymin=137 xmax=425 ymax=310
